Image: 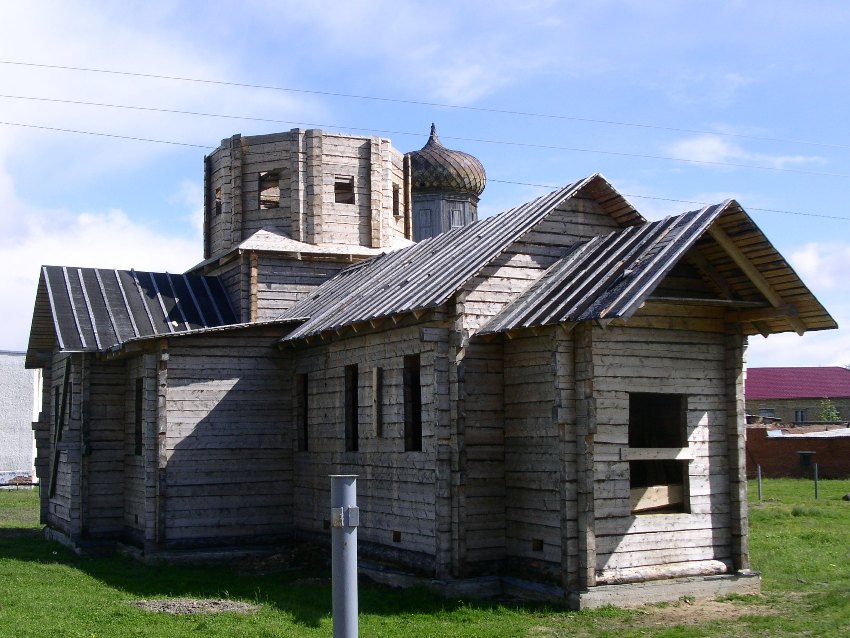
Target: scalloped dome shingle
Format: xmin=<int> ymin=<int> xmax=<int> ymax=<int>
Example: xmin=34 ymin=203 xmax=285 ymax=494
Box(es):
xmin=408 ymin=124 xmax=486 ymax=197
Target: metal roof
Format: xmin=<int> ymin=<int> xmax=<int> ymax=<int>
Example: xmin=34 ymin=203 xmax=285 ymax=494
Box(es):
xmin=480 ymin=199 xmax=837 ymax=336
xmin=278 ymin=174 xmax=642 ymax=342
xmin=746 ymin=367 xmax=850 ymax=400
xmin=26 ymin=266 xmax=237 ymax=365
xmin=479 ymin=205 xmax=724 ymax=334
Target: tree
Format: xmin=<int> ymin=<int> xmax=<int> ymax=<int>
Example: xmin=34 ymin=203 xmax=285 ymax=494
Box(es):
xmin=819 ymin=398 xmax=841 ymax=422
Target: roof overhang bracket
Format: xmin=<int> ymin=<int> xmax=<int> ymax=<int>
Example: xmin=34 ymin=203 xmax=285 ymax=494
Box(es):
xmin=708 ymin=225 xmax=807 ymax=335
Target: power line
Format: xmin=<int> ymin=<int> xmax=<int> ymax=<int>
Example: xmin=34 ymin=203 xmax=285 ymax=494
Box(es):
xmin=1 ymin=120 xmax=848 ymax=222
xmin=1 ymin=96 xmax=848 ymax=179
xmin=2 ymin=59 xmax=849 ymax=152
xmin=490 ymin=179 xmax=850 ymax=221
xmin=0 ymin=121 xmax=209 ymax=148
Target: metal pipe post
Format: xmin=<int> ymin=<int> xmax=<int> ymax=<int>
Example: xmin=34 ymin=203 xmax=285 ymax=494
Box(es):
xmin=330 ymin=475 xmax=359 ymax=638
xmin=757 ymin=465 xmax=762 ymax=502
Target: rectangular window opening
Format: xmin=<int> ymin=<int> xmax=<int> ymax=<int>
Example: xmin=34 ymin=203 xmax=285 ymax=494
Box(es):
xmin=258 ymin=171 xmax=281 ymax=209
xmin=373 ymin=367 xmax=384 ymax=438
xmin=403 ymin=354 xmax=422 ymax=452
xmin=345 ymin=364 xmax=359 ymax=451
xmin=794 ymin=408 xmax=806 ymax=423
xmin=214 ymin=187 xmax=222 ymax=216
xmin=392 ymin=185 xmax=401 ymax=217
xmin=450 ymin=209 xmax=463 ymax=228
xmin=134 ymin=378 xmax=144 ymax=456
xmin=296 ymin=373 xmax=309 ymax=451
xmin=628 ymin=393 xmax=688 ymax=514
xmin=335 ymin=176 xmax=355 ymax=204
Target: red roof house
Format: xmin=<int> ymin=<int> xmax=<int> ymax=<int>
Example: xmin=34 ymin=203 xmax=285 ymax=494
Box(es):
xmin=746 ymin=367 xmax=850 ymax=401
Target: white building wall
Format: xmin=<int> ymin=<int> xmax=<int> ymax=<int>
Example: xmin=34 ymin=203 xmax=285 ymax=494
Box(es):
xmin=0 ymin=351 xmax=38 ymax=483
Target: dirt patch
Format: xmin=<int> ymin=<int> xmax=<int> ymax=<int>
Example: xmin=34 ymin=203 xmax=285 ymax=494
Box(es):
xmin=131 ymin=598 xmax=259 ymax=615
xmin=633 ymin=596 xmax=773 ymax=626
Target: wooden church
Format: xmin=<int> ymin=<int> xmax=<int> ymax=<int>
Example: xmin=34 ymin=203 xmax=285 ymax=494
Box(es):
xmin=25 ymin=124 xmax=836 ymax=607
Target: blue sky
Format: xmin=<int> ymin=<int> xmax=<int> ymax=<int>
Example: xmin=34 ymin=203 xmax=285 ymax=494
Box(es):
xmin=1 ymin=0 xmax=848 ymax=367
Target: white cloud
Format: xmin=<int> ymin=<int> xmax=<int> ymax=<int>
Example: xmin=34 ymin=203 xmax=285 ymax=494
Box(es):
xmin=748 ymin=240 xmax=850 ymax=367
xmin=788 ymin=242 xmax=850 ymax=290
xmin=0 ymin=163 xmax=200 ymax=351
xmin=666 ymin=135 xmax=825 ymax=170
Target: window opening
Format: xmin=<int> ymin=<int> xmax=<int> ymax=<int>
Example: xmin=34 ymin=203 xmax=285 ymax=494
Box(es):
xmin=373 ymin=367 xmax=384 ymax=438
xmin=759 ymin=407 xmax=776 ymax=418
xmin=392 ymin=185 xmax=401 ymax=217
xmin=450 ymin=209 xmax=463 ymax=228
xmin=345 ymin=364 xmax=359 ymax=451
xmin=403 ymin=354 xmax=422 ymax=451
xmin=628 ymin=393 xmax=688 ymax=514
xmin=134 ymin=378 xmax=144 ymax=456
xmin=335 ymin=176 xmax=355 ymax=204
xmin=794 ymin=408 xmax=806 ymax=423
xmin=258 ymin=171 xmax=281 ymax=209
xmin=296 ymin=373 xmax=309 ymax=451
xmin=214 ymin=187 xmax=222 ymax=216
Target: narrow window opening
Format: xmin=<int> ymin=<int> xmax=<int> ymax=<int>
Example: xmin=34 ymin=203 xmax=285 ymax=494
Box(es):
xmin=334 ymin=176 xmax=355 ymax=204
xmin=392 ymin=530 xmax=402 ymax=543
xmin=134 ymin=378 xmax=144 ymax=456
xmin=392 ymin=185 xmax=401 ymax=217
xmin=258 ymin=171 xmax=281 ymax=209
xmin=214 ymin=187 xmax=222 ymax=216
xmin=450 ymin=208 xmax=463 ymax=228
xmin=296 ymin=373 xmax=309 ymax=451
xmin=628 ymin=393 xmax=688 ymax=514
xmin=403 ymin=354 xmax=422 ymax=452
xmin=345 ymin=364 xmax=359 ymax=451
xmin=794 ymin=408 xmax=806 ymax=423
xmin=532 ymin=538 xmax=544 ymax=552
xmin=373 ymin=367 xmax=384 ymax=438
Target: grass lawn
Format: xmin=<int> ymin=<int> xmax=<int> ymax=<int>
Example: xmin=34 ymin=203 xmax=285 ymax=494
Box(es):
xmin=0 ymin=480 xmax=848 ymax=637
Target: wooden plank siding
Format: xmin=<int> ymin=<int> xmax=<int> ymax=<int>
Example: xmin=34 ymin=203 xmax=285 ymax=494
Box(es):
xmin=161 ymin=327 xmax=292 ymax=548
xmin=82 ymin=358 xmax=126 ymax=538
xmin=290 ymin=322 xmax=445 ymax=574
xmin=254 ymin=256 xmax=349 ymax=321
xmin=503 ymin=331 xmax=563 ymax=583
xmin=587 ymin=321 xmax=734 ymax=585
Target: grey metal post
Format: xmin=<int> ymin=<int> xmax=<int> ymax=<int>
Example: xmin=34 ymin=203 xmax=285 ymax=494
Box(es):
xmin=757 ymin=465 xmax=762 ymax=502
xmin=330 ymin=475 xmax=359 ymax=638
xmin=814 ymin=464 xmax=819 ymax=500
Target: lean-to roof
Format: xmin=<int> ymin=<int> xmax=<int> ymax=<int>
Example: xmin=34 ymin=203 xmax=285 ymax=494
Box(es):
xmin=26 ymin=266 xmax=237 ymax=366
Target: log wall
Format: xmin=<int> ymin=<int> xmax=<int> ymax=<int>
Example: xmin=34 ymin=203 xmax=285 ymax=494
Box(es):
xmin=290 ymin=322 xmax=444 ymax=574
xmin=161 ymin=327 xmax=291 ymax=547
xmin=586 ymin=319 xmax=734 ymax=585
xmin=82 ymin=358 xmax=126 ymax=538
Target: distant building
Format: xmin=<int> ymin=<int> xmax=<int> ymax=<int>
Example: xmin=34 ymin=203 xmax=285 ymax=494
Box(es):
xmin=0 ymin=351 xmax=39 ymax=484
xmin=745 ymin=367 xmax=850 ymax=424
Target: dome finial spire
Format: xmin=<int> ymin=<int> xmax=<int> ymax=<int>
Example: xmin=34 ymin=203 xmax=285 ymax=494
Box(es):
xmin=428 ymin=123 xmax=441 ymax=147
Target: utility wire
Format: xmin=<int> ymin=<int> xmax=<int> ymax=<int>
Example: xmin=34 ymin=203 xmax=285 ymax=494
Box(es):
xmin=2 ymin=59 xmax=849 ymax=151
xmin=0 ymin=97 xmax=847 ymax=179
xmin=490 ymin=179 xmax=850 ymax=221
xmin=1 ymin=120 xmax=848 ymax=222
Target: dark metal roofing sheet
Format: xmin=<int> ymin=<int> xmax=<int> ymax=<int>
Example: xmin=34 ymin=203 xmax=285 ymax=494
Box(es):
xmin=278 ymin=175 xmax=626 ymax=342
xmin=29 ymin=266 xmax=238 ymax=356
xmin=479 ymin=204 xmax=725 ymax=334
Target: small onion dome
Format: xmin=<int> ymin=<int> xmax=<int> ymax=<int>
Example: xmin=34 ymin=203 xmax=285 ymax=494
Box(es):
xmin=408 ymin=124 xmax=486 ymax=197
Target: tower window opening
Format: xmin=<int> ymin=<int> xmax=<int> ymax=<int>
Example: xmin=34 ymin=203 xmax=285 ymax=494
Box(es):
xmin=258 ymin=171 xmax=281 ymax=209
xmin=335 ymin=176 xmax=355 ymax=204
xmin=392 ymin=184 xmax=401 ymax=217
xmin=214 ymin=188 xmax=222 ymax=216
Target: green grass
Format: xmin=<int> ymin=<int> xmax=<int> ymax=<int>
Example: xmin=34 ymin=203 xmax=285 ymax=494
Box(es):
xmin=1 ymin=481 xmax=848 ymax=637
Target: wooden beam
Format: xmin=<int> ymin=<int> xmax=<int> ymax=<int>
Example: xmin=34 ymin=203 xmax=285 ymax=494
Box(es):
xmin=687 ymin=249 xmax=736 ymax=300
xmin=708 ymin=225 xmax=807 ymax=335
xmin=730 ymin=303 xmax=798 ymax=323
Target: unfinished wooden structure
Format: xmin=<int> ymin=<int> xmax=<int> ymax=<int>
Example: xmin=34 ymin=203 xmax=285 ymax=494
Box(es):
xmin=25 ymin=127 xmax=836 ymax=607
